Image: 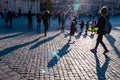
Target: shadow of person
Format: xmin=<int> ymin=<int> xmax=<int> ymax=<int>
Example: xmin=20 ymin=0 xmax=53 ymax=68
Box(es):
xmin=29 ymin=33 xmax=60 ymax=50
xmin=105 ymin=34 xmax=120 ymax=58
xmin=75 ymin=32 xmax=81 ymax=39
xmin=83 ymin=32 xmax=87 ymax=38
xmin=0 ymin=36 xmax=43 ymax=57
xmin=0 ymin=32 xmax=27 ymax=41
xmin=47 ymin=42 xmax=71 ymax=68
xmin=64 ymin=33 xmax=69 ymax=38
xmin=92 ymin=52 xmax=110 ymax=80
xmin=90 ymin=33 xmax=94 ymax=39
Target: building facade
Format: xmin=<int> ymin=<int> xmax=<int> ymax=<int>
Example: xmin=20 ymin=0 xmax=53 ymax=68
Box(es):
xmin=0 ymin=0 xmax=40 ymax=14
xmin=0 ymin=0 xmax=120 ymax=15
xmin=49 ymin=0 xmax=120 ymax=15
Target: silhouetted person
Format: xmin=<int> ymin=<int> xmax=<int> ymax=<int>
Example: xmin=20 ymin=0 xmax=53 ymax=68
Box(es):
xmin=27 ymin=10 xmax=32 ymax=29
xmin=42 ymin=10 xmax=49 ymax=37
xmin=91 ymin=16 xmax=96 ymax=34
xmin=61 ymin=12 xmax=66 ymax=33
xmin=69 ymin=18 xmax=77 ymax=42
xmin=80 ymin=20 xmax=84 ymax=33
xmin=58 ymin=11 xmax=61 ymax=27
xmin=36 ymin=12 xmax=42 ymax=32
xmin=18 ymin=8 xmax=22 ymax=18
xmin=7 ymin=9 xmax=13 ymax=28
xmin=90 ymin=6 xmax=109 ymax=54
xmin=2 ymin=9 xmax=8 ymax=27
xmin=85 ymin=20 xmax=89 ymax=35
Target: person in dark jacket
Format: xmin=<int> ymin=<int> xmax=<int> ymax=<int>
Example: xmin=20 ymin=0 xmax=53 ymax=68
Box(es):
xmin=61 ymin=12 xmax=66 ymax=33
xmin=90 ymin=6 xmax=109 ymax=54
xmin=79 ymin=20 xmax=84 ymax=33
xmin=85 ymin=20 xmax=89 ymax=35
xmin=27 ymin=10 xmax=32 ymax=29
xmin=36 ymin=12 xmax=42 ymax=32
xmin=58 ymin=11 xmax=62 ymax=27
xmin=42 ymin=10 xmax=49 ymax=37
xmin=69 ymin=18 xmax=77 ymax=42
xmin=7 ymin=9 xmax=13 ymax=28
xmin=2 ymin=9 xmax=8 ymax=27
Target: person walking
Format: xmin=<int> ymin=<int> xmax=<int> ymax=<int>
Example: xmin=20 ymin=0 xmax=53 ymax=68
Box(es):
xmin=85 ymin=20 xmax=89 ymax=35
xmin=27 ymin=10 xmax=33 ymax=29
xmin=42 ymin=10 xmax=49 ymax=37
xmin=58 ymin=11 xmax=61 ymax=28
xmin=7 ymin=9 xmax=13 ymax=28
xmin=90 ymin=6 xmax=109 ymax=54
xmin=2 ymin=9 xmax=8 ymax=27
xmin=79 ymin=20 xmax=84 ymax=33
xmin=61 ymin=12 xmax=66 ymax=33
xmin=91 ymin=16 xmax=96 ymax=34
xmin=36 ymin=12 xmax=42 ymax=32
xmin=69 ymin=18 xmax=77 ymax=42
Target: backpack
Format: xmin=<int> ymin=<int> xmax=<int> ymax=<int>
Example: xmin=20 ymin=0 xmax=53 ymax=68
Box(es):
xmin=102 ymin=15 xmax=112 ymax=34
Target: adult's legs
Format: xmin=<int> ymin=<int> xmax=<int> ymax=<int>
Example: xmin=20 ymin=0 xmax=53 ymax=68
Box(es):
xmin=91 ymin=34 xmax=108 ymax=53
xmin=94 ymin=34 xmax=102 ymax=50
xmin=90 ymin=34 xmax=101 ymax=52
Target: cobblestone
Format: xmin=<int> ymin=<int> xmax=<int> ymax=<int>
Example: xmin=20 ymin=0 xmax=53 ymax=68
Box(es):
xmin=0 ymin=17 xmax=120 ymax=80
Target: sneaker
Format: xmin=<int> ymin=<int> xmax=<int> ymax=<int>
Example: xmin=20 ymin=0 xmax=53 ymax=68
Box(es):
xmin=103 ymin=50 xmax=109 ymax=54
xmin=90 ymin=49 xmax=97 ymax=53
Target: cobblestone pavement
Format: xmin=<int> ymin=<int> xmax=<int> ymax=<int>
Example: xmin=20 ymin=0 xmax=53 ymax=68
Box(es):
xmin=0 ymin=18 xmax=120 ymax=80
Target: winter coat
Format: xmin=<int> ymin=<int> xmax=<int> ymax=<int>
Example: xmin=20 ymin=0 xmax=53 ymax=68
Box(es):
xmin=96 ymin=14 xmax=110 ymax=34
xmin=70 ymin=20 xmax=77 ymax=35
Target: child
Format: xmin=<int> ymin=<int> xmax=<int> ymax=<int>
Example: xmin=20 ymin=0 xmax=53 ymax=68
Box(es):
xmin=36 ymin=12 xmax=42 ymax=32
xmin=69 ymin=18 xmax=77 ymax=42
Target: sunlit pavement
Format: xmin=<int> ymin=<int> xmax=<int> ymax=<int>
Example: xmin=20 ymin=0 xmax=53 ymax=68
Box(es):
xmin=0 ymin=17 xmax=120 ymax=80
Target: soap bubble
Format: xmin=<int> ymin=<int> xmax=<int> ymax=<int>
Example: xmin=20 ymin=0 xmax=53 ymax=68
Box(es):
xmin=41 ymin=69 xmax=53 ymax=75
xmin=45 ymin=51 xmax=60 ymax=59
xmin=74 ymin=3 xmax=80 ymax=10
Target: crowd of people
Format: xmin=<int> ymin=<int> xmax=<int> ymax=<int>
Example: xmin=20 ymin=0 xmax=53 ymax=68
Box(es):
xmin=0 ymin=6 xmax=111 ymax=54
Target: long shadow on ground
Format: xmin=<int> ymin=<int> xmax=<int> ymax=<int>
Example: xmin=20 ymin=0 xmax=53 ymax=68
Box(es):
xmin=47 ymin=42 xmax=71 ymax=68
xmin=0 ymin=36 xmax=43 ymax=57
xmin=105 ymin=34 xmax=120 ymax=58
xmin=91 ymin=52 xmax=110 ymax=80
xmin=0 ymin=32 xmax=27 ymax=40
xmin=29 ymin=33 xmax=60 ymax=50
xmin=75 ymin=32 xmax=82 ymax=39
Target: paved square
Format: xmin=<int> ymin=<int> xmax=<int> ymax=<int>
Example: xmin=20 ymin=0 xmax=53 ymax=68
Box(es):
xmin=0 ymin=17 xmax=120 ymax=80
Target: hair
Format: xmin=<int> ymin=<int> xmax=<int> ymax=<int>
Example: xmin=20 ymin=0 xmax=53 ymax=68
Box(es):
xmin=100 ymin=6 xmax=108 ymax=14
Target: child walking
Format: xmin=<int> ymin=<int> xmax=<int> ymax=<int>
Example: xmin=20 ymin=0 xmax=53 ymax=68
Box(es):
xmin=69 ymin=18 xmax=77 ymax=42
xmin=36 ymin=12 xmax=42 ymax=32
